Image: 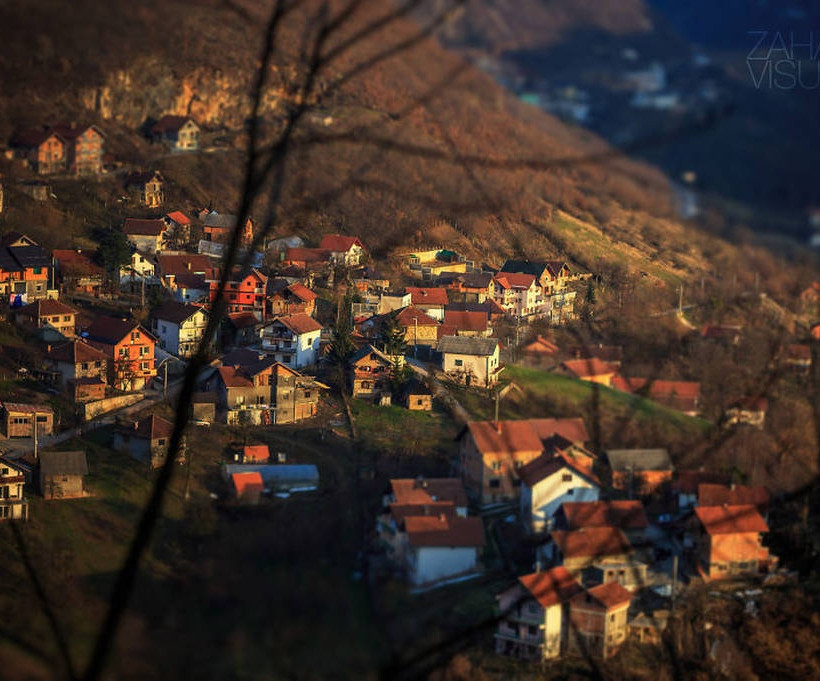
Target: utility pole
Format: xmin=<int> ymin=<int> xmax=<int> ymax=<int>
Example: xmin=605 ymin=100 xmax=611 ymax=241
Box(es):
xmin=414 ymin=316 xmax=418 ymax=359
xmin=678 ymin=285 xmax=683 ymax=314
xmin=32 ymin=411 xmax=38 ymax=460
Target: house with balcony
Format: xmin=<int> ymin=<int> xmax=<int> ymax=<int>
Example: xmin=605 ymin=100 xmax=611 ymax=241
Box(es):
xmin=209 ymin=268 xmax=268 ymax=320
xmin=492 ymin=272 xmax=547 ymax=320
xmin=84 ymin=316 xmax=156 ymax=391
xmin=495 ymin=567 xmax=584 ymax=660
xmin=348 ymin=344 xmax=396 ymax=400
xmin=567 ymin=582 xmax=632 ymax=659
xmin=260 ymin=313 xmax=322 ymax=368
xmin=0 ymin=458 xmax=28 ymax=520
xmin=151 ymin=301 xmax=209 ymax=359
xmin=0 ymin=237 xmax=53 ymax=303
xmin=267 ymin=280 xmax=317 ymax=317
xmin=693 ymin=505 xmax=776 ymax=580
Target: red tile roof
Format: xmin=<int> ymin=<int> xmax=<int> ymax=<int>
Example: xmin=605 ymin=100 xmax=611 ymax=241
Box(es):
xmin=550 ymin=527 xmax=631 ymax=559
xmin=581 ymin=581 xmax=633 ymax=609
xmin=16 ymin=298 xmax=76 ymax=319
xmin=85 ymin=316 xmax=144 ymax=345
xmin=152 ymin=115 xmax=195 ymax=134
xmin=53 ymin=249 xmax=104 ymax=275
xmin=284 ymin=247 xmax=330 ymax=264
xmin=671 ymin=470 xmax=731 ymax=495
xmin=697 ymin=484 xmax=770 ymax=510
xmin=243 ymin=445 xmax=270 ymax=462
xmin=275 ymin=313 xmax=322 ymax=335
xmin=405 ymin=514 xmax=484 ymax=548
xmin=519 ymin=566 xmax=583 ymax=608
xmin=395 ymin=305 xmax=440 ymax=327
xmin=463 ymin=420 xmax=543 ymax=458
xmin=156 ymin=254 xmax=211 ymax=277
xmin=406 ymin=287 xmax=449 ymax=307
xmin=319 ymin=234 xmax=365 ymax=253
xmin=493 ymin=272 xmax=536 ymax=290
xmin=521 ymin=335 xmax=560 ymax=356
xmin=695 ymin=505 xmax=769 ymax=534
xmin=442 ymin=310 xmax=487 ymax=334
xmin=529 ymin=417 xmax=589 ymax=445
xmin=613 ymin=377 xmax=700 ymax=400
xmin=232 ymin=471 xmax=264 ymax=497
xmin=217 ymin=366 xmax=254 ymax=389
xmin=517 ymin=450 xmax=600 ymax=488
xmin=390 ymin=478 xmax=468 ymax=508
xmin=47 ymin=340 xmax=107 ymax=364
xmin=123 ymin=218 xmax=166 ymax=236
xmin=561 ymin=501 xmax=648 ymax=531
xmin=286 ymin=282 xmax=317 ymax=302
xmin=165 ymin=211 xmax=191 ymax=225
xmin=133 ymin=414 xmax=174 ymax=441
xmin=227 ymin=312 xmax=260 ymax=329
xmin=561 ymin=358 xmax=619 ymax=379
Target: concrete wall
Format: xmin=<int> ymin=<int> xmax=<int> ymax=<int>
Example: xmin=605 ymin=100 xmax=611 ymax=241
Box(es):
xmin=79 ymin=393 xmax=144 ymax=421
xmin=410 ymin=545 xmax=478 ymax=585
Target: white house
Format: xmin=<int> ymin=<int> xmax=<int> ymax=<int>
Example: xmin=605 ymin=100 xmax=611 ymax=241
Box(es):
xmin=518 ymin=452 xmax=601 ymax=533
xmin=120 ymin=251 xmax=159 ymax=288
xmin=151 ymin=301 xmax=209 ymax=359
xmin=403 ymin=514 xmax=484 ymax=586
xmin=260 ymin=313 xmax=322 ymax=368
xmin=494 ymin=567 xmax=583 ymax=660
xmin=492 ymin=272 xmax=547 ymax=320
xmin=319 ymin=234 xmax=366 ymax=266
xmin=437 ymin=335 xmax=502 ymax=387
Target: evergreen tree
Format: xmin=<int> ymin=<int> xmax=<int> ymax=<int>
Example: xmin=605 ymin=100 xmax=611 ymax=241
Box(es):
xmin=380 ymin=310 xmax=407 ymax=357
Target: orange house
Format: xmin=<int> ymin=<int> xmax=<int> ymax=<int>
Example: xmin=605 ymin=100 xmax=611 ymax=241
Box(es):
xmin=694 ymin=505 xmax=776 ymax=580
xmin=85 ymin=316 xmax=156 ymax=391
xmin=210 ymin=268 xmax=268 ymax=320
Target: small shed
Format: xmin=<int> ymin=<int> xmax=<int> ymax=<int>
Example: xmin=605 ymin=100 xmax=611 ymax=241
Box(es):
xmin=39 ymin=450 xmax=88 ymax=499
xmin=403 ymin=378 xmax=432 ymax=411
xmin=191 ymin=392 xmax=217 ymax=423
xmin=231 ymin=471 xmax=264 ymax=505
xmin=222 ymin=464 xmax=319 ymax=494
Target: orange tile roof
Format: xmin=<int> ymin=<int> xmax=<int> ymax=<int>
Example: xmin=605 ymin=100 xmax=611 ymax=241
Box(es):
xmin=390 ymin=478 xmax=468 ymax=507
xmin=550 ymin=527 xmax=631 ymax=559
xmin=561 ymin=501 xmax=648 ymax=530
xmin=243 ymin=445 xmax=270 ymax=462
xmin=123 ymin=218 xmax=166 ymax=236
xmin=232 ymin=471 xmax=264 ymax=496
xmin=521 ymin=335 xmax=560 ymax=356
xmin=286 ymin=282 xmax=317 ymax=302
xmin=405 ymin=514 xmax=484 ymax=548
xmin=697 ymin=484 xmax=770 ymax=510
xmin=528 ymin=417 xmax=589 ymax=445
xmin=518 ymin=566 xmax=583 ymax=608
xmin=671 ymin=470 xmax=731 ymax=495
xmin=464 ymin=420 xmax=543 ymax=458
xmin=395 ymin=305 xmax=440 ymax=327
xmin=47 ymin=340 xmax=107 ymax=364
xmin=217 ymin=366 xmax=254 ymax=389
xmin=517 ymin=450 xmax=600 ymax=488
xmin=561 ymin=358 xmax=619 ymax=379
xmin=319 ymin=234 xmax=365 ymax=253
xmin=442 ymin=310 xmax=487 ymax=333
xmin=165 ymin=210 xmax=191 ymax=225
xmin=695 ymin=505 xmax=769 ymax=534
xmin=275 ymin=312 xmax=322 ymax=335
xmin=493 ymin=272 xmax=536 ymax=290
xmin=579 ymin=581 xmax=633 ymax=609
xmin=406 ymin=287 xmax=449 ymax=307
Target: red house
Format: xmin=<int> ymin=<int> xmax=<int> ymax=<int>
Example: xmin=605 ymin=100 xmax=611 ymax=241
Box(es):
xmin=209 ymin=268 xmax=268 ymax=320
xmin=85 ymin=316 xmax=156 ymax=391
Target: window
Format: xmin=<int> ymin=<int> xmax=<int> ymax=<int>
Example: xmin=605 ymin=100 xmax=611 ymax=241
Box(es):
xmin=157 ymin=439 xmax=166 ymax=446
xmin=610 ymin=614 xmax=615 ymax=622
xmin=63 ymin=315 xmax=71 ymax=322
xmin=36 ymin=416 xmax=48 ymax=423
xmin=527 ymin=625 xmax=537 ymax=636
xmin=454 ymin=359 xmax=463 ymax=367
xmin=562 ymin=473 xmax=572 ymax=482
xmin=82 ymin=363 xmax=89 ymax=371
xmin=491 ymin=461 xmax=501 ymax=472
xmin=489 ymin=478 xmax=500 ymax=489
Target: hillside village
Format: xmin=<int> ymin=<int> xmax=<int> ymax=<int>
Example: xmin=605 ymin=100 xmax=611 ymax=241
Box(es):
xmin=0 ymin=112 xmax=818 ymax=678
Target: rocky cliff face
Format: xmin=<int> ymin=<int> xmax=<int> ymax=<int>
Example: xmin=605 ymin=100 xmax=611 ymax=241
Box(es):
xmin=79 ymin=59 xmax=286 ymax=129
